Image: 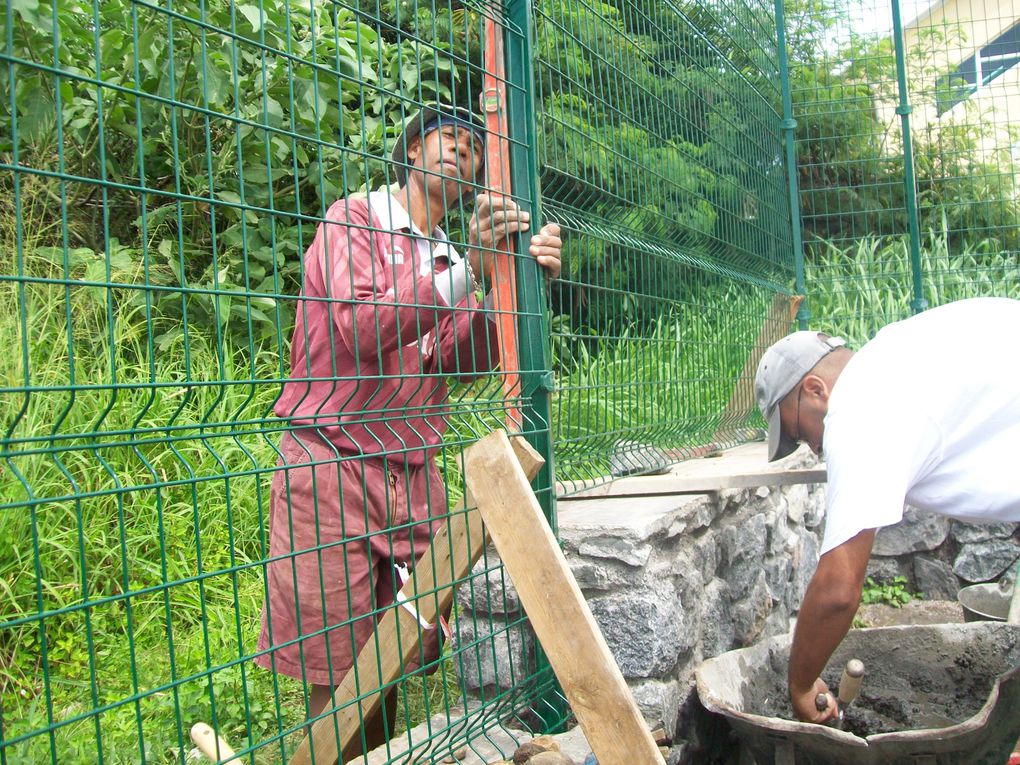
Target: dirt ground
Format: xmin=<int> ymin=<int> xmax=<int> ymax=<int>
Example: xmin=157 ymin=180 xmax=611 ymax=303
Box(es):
xmin=855 ymin=598 xmax=966 ymax=627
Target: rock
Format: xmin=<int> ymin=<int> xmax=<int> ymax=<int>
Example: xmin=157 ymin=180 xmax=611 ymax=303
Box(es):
xmin=763 ymin=557 xmax=792 ymax=606
xmin=588 ymin=588 xmax=683 ymax=677
xmin=513 ymin=737 xmax=560 ymax=763
xmin=630 ymin=679 xmax=682 ymax=735
xmin=794 ymin=530 xmax=818 ymax=604
xmin=719 ymin=514 xmax=767 ymax=598
xmin=525 ymin=753 xmax=574 ymax=765
xmin=457 ymin=562 xmax=521 ymax=616
xmin=953 ymin=539 xmax=1020 ymax=583
xmin=951 ymin=521 xmax=1017 ymax=544
xmin=786 ymin=483 xmax=809 ymax=524
xmin=577 ymin=535 xmax=651 ymax=568
xmin=700 ymin=578 xmax=735 ymax=657
xmin=731 ymin=570 xmax=773 ymax=646
xmin=872 ymin=507 xmax=950 ymax=556
xmin=865 ymin=556 xmax=906 ymax=583
xmin=453 ymin=619 xmax=533 ymax=693
xmin=913 ymin=556 xmax=960 ymax=600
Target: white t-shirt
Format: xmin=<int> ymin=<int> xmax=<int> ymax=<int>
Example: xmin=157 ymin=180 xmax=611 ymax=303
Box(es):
xmin=820 ymin=297 xmax=1020 ymax=555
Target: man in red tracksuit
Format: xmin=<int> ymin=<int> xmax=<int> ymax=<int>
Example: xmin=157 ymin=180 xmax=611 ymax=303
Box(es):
xmin=255 ymin=102 xmax=562 ymax=757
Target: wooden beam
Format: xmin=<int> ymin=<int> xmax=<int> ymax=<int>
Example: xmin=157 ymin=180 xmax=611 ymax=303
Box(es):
xmin=465 ymin=430 xmax=665 ymax=765
xmin=713 ymin=293 xmax=803 ymax=444
xmin=557 ymin=467 xmax=827 ymax=500
xmin=290 ymin=436 xmax=544 ymax=765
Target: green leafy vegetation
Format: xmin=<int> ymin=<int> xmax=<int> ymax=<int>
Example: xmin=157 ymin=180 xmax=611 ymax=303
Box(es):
xmin=860 ymin=576 xmax=919 ymax=608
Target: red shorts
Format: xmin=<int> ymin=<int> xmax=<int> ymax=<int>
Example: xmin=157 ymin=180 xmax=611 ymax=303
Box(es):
xmin=254 ymin=431 xmax=447 ymax=686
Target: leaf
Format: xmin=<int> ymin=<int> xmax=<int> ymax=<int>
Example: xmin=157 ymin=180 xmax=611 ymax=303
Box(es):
xmin=10 ymin=0 xmax=52 ymax=33
xmin=237 ymin=4 xmax=263 ymax=33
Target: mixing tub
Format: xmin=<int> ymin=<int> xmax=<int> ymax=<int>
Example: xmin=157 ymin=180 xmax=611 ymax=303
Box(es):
xmin=958 ymin=582 xmax=1010 ymax=622
xmin=695 ymin=623 xmax=1020 ymax=764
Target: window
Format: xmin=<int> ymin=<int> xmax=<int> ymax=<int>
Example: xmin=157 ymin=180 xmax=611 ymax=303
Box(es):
xmin=936 ymin=21 xmax=1020 ymax=115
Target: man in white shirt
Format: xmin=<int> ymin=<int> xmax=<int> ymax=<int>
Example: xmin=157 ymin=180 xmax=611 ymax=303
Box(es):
xmin=755 ymin=297 xmax=1020 ymax=723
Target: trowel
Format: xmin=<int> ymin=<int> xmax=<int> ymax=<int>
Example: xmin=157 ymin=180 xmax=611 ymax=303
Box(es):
xmin=815 ymin=658 xmax=865 ymax=728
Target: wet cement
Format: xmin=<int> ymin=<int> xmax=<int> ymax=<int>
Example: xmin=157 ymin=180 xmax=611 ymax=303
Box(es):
xmin=741 ymin=623 xmax=1020 ymax=736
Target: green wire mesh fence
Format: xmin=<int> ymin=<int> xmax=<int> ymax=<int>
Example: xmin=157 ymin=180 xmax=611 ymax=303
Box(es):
xmin=0 ymin=2 xmax=565 ymax=762
xmin=789 ymin=0 xmax=1020 ymax=343
xmin=9 ymin=0 xmax=1016 ymax=762
xmin=7 ymin=0 xmax=962 ymax=762
xmin=538 ymin=0 xmax=797 ymax=489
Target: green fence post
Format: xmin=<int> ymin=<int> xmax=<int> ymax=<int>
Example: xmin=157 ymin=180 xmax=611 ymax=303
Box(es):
xmin=774 ymin=0 xmax=809 ymax=328
xmin=505 ymin=0 xmax=554 ymax=525
xmin=890 ymin=0 xmax=929 ymax=314
xmin=505 ymin=0 xmax=571 ymax=733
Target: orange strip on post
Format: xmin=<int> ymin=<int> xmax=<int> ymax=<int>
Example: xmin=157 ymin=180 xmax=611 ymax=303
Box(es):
xmin=483 ymin=9 xmax=521 ymax=431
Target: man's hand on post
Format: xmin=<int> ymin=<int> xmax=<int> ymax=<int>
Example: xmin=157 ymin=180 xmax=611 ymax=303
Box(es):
xmin=467 ymin=193 xmax=561 ymax=282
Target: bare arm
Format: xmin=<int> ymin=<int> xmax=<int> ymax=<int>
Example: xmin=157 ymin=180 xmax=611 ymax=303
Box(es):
xmin=788 ymin=528 xmax=876 ymax=723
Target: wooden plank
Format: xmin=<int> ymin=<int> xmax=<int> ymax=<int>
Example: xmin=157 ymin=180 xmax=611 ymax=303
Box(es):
xmin=290 ymin=436 xmax=544 ymax=765
xmin=482 ymin=12 xmax=522 ymax=430
xmin=464 ymin=430 xmax=665 ymax=765
xmin=557 ymin=467 xmax=827 ymax=500
xmin=712 ymin=293 xmax=803 ymax=444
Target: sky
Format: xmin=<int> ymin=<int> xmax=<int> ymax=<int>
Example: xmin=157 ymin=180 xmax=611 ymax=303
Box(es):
xmin=846 ymin=0 xmax=937 ymax=37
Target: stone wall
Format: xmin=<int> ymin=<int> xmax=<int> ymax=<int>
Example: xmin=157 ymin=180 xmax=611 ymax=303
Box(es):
xmin=454 ymin=445 xmax=827 ymax=758
xmin=867 ymin=507 xmax=1020 ymax=599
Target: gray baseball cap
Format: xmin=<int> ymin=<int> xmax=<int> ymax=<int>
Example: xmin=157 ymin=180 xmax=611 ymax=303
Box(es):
xmin=391 ymin=102 xmax=486 ymax=186
xmin=755 ymin=331 xmax=846 ymax=462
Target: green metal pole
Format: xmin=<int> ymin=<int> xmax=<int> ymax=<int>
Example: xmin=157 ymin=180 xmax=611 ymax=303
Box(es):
xmin=773 ymin=0 xmax=809 ymax=328
xmin=505 ymin=0 xmax=570 ymax=733
xmin=890 ymin=0 xmax=928 ymax=314
xmin=504 ymin=0 xmax=555 ymax=529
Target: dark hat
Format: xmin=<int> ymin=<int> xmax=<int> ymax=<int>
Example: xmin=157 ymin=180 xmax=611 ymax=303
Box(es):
xmin=390 ymin=102 xmax=486 ymax=185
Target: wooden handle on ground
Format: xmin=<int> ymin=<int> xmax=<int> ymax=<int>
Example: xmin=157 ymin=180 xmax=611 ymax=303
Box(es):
xmin=837 ymin=659 xmax=865 ymax=706
xmin=190 ymin=722 xmax=242 ymax=765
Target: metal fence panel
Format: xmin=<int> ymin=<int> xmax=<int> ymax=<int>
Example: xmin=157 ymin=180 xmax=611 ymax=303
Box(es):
xmin=788 ymin=0 xmax=1020 ymax=342
xmin=536 ymin=0 xmax=796 ymax=488
xmin=1 ymin=0 xmax=795 ymax=762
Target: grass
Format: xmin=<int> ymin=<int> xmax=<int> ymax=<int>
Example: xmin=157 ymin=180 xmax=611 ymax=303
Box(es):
xmin=803 ymin=225 xmax=1020 ymax=346
xmin=551 ymin=283 xmax=777 ymax=484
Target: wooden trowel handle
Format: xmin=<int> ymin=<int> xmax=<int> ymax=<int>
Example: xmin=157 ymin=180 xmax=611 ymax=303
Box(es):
xmin=190 ymin=722 xmax=242 ymax=765
xmin=837 ymin=659 xmax=866 ymax=706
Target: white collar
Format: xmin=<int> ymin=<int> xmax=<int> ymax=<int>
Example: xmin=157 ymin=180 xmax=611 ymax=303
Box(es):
xmin=367 ymin=190 xmax=460 ymax=264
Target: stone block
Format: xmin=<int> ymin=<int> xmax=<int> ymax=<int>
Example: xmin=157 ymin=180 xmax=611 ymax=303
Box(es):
xmin=914 ymin=555 xmax=960 ymax=600
xmin=872 ymin=506 xmax=949 ymax=556
xmin=953 ymin=539 xmax=1020 ymax=583
xmin=577 ymin=535 xmax=651 ymax=568
xmin=700 ymin=578 xmax=735 ymax=658
xmin=452 ymin=617 xmax=534 ymax=693
xmin=794 ymin=529 xmax=819 ymax=604
xmin=865 ymin=556 xmax=907 ymax=583
xmin=629 ymin=678 xmax=682 ymax=735
xmin=732 ymin=570 xmax=773 ymax=646
xmin=951 ymin=521 xmax=1017 ymax=544
xmin=719 ymin=513 xmax=767 ymax=569
xmin=567 ymin=560 xmax=613 ymax=591
xmin=588 ymin=587 xmax=684 ymax=678
xmin=764 ymin=556 xmax=792 ymax=602
xmin=785 ymin=483 xmax=809 ymax=524
xmin=457 ymin=562 xmax=521 ymax=616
